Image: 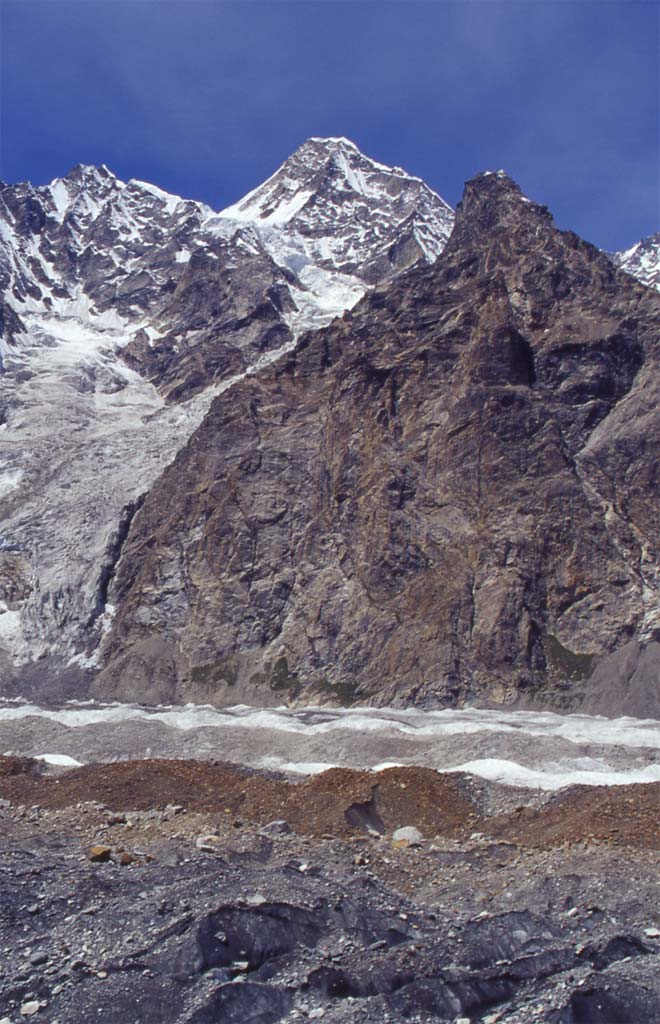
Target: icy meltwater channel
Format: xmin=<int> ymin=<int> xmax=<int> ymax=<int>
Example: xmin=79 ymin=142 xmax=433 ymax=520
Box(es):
xmin=2 ymin=702 xmax=660 ymax=791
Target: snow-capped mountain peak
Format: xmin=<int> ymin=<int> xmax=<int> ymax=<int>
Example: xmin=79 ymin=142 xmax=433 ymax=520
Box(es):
xmin=220 ymin=136 xmax=425 ymax=221
xmin=217 ymin=136 xmax=454 ymax=272
xmin=212 ymin=136 xmax=454 ymax=297
xmin=614 ymin=232 xmax=660 ymax=291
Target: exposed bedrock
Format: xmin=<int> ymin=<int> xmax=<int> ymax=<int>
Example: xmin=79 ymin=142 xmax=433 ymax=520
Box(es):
xmin=96 ymin=172 xmax=660 ymax=714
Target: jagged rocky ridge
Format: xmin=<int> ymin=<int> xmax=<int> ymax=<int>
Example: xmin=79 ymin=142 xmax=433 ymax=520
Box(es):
xmin=0 ymin=139 xmax=453 ymax=692
xmin=89 ymin=171 xmax=660 ymax=715
xmin=0 ymin=138 xmax=453 ymax=393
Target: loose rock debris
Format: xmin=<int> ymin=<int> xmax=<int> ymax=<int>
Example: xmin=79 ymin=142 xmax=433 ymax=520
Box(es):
xmin=0 ymin=755 xmax=659 ymax=1022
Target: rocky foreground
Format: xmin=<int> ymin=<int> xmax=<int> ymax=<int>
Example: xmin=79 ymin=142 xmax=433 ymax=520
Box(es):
xmin=1 ymin=755 xmax=659 ymax=1023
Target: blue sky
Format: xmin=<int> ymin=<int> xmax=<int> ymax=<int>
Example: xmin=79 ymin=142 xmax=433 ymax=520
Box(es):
xmin=1 ymin=1 xmax=658 ymax=251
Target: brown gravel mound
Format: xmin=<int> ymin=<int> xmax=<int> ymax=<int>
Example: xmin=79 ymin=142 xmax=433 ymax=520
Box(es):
xmin=490 ymin=781 xmax=660 ymax=849
xmin=1 ymin=755 xmax=659 ymax=848
xmin=0 ymin=758 xmax=478 ymax=837
xmin=0 ymin=755 xmax=43 ymax=777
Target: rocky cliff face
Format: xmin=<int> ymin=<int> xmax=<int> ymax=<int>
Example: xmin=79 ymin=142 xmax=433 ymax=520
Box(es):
xmin=94 ymin=171 xmax=660 ymax=715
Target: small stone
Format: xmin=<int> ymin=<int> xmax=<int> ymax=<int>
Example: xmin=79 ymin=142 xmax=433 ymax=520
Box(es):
xmin=392 ymin=827 xmax=422 ymax=848
xmin=28 ymin=951 xmax=48 ymax=966
xmin=245 ymin=893 xmax=267 ymax=907
xmin=20 ymin=1002 xmax=42 ymax=1017
xmin=96 ymin=971 xmax=108 ymax=978
xmin=26 ymin=904 xmax=40 ymax=915
xmin=105 ymin=813 xmax=126 ymax=826
xmin=309 ymin=1011 xmax=325 ymax=1020
xmin=116 ymin=851 xmax=136 ymax=866
xmin=644 ymin=927 xmax=660 ymax=938
xmin=259 ymin=819 xmax=291 ymax=836
xmin=195 ymin=835 xmax=221 ymax=852
xmin=566 ymin=907 xmax=579 ymax=918
xmin=87 ymin=845 xmax=112 ymax=863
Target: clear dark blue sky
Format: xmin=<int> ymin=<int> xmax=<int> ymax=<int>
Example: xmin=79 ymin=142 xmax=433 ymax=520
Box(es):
xmin=1 ymin=0 xmax=658 ymax=251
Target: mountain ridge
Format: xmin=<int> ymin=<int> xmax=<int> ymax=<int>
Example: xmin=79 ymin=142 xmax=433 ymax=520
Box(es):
xmin=1 ymin=144 xmax=659 ymax=714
